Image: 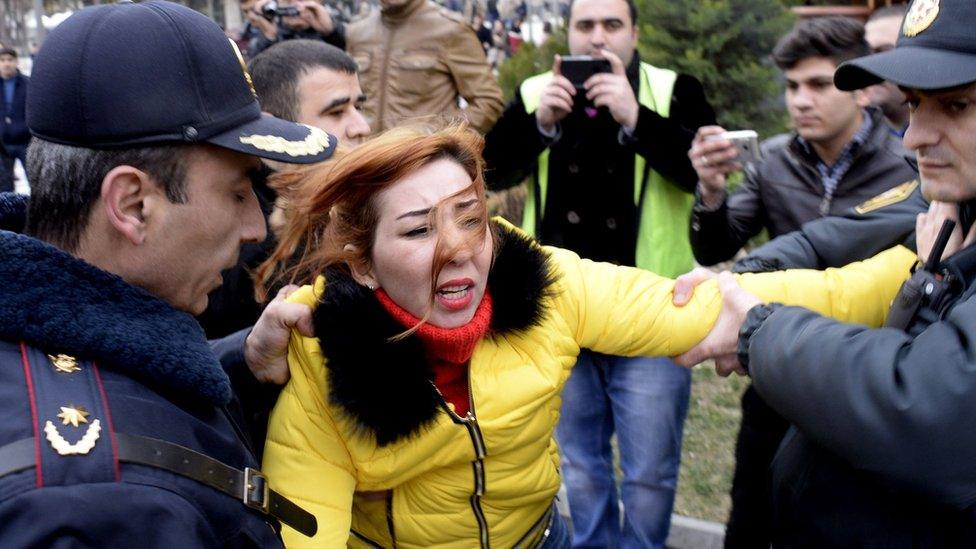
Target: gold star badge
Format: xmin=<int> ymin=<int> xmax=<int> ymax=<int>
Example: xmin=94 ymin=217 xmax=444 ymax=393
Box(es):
xmin=48 ymin=354 xmax=81 ymax=374
xmin=57 ymin=405 xmax=90 ymax=428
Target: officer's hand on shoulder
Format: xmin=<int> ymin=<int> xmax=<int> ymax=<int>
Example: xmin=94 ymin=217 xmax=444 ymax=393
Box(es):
xmin=536 ymin=55 xmax=576 ymax=135
xmin=244 ymin=285 xmax=315 ymax=385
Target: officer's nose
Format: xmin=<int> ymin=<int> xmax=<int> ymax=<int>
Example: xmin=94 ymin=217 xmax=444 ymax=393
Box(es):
xmin=903 ymin=100 xmax=939 ymax=153
xmin=241 ymin=190 xmax=267 ymax=244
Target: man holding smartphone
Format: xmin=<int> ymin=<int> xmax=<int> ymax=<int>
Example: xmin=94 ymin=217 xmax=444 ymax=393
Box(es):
xmin=243 ymin=0 xmax=346 ymax=58
xmin=685 ymin=17 xmax=916 ymax=548
xmin=483 ymin=0 xmax=714 ymax=546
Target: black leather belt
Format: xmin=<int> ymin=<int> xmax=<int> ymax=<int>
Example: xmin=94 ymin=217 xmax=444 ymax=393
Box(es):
xmin=0 ymin=434 xmax=317 ymax=538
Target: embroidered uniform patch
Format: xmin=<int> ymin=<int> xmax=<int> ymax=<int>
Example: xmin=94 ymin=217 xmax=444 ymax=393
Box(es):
xmin=855 ymin=180 xmax=920 ymax=214
xmin=903 ymin=0 xmax=940 ymax=38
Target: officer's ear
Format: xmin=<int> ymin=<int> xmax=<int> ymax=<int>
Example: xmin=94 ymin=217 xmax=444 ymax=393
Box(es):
xmin=100 ymin=165 xmax=153 ymax=246
xmin=854 ymin=89 xmax=871 ymax=109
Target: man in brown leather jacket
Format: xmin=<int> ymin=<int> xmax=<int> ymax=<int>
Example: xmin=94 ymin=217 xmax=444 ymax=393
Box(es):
xmin=340 ymin=0 xmax=504 ymax=133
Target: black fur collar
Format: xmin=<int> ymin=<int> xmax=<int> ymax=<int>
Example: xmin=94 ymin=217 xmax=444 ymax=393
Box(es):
xmin=0 ymin=199 xmax=232 ymax=405
xmin=314 ymin=222 xmax=558 ymax=446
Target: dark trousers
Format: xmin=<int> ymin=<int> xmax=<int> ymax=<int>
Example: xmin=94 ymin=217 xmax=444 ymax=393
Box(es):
xmin=724 ymin=385 xmax=790 ymax=549
xmin=0 ymin=150 xmax=13 ymax=193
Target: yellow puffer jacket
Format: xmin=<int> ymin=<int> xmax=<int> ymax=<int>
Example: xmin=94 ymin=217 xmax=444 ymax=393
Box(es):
xmin=264 ymin=222 xmax=916 ymax=548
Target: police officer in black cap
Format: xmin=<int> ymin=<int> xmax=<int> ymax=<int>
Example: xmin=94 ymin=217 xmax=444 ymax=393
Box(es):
xmin=0 ymin=1 xmax=336 ymax=544
xmin=674 ymin=0 xmax=976 ymax=544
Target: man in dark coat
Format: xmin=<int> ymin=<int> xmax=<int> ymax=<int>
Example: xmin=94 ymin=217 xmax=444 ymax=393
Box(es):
xmin=0 ymin=2 xmax=335 ymax=544
xmin=0 ymin=47 xmax=28 ymax=192
xmin=483 ymin=0 xmax=714 ymax=545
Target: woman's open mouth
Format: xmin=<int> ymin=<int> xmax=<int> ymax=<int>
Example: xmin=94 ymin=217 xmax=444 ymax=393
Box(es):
xmin=436 ymin=278 xmax=475 ymax=311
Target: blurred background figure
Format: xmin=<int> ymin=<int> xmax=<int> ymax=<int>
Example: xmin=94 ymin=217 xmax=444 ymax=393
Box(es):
xmin=242 ymin=0 xmax=346 ymax=58
xmin=0 ymin=47 xmax=28 ymax=193
xmin=863 ymin=4 xmax=910 ymax=135
xmin=488 ymin=19 xmax=509 ymax=68
xmin=344 ymin=0 xmax=503 ymax=132
xmin=473 ymin=13 xmax=493 ymax=54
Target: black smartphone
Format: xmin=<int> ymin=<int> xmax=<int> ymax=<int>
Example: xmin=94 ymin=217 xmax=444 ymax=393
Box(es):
xmin=560 ymin=56 xmax=612 ymax=91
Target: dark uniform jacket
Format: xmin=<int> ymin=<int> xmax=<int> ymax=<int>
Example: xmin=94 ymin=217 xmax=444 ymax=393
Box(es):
xmin=736 ymin=180 xmax=924 ymax=272
xmin=736 ymin=186 xmax=976 ymax=544
xmin=484 ymin=54 xmax=715 ymax=267
xmin=690 ymin=108 xmax=916 ymax=266
xmin=0 ymin=193 xmax=286 ymax=547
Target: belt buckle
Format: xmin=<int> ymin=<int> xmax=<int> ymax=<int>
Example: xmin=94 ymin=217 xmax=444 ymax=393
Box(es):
xmin=243 ymin=467 xmax=270 ymax=514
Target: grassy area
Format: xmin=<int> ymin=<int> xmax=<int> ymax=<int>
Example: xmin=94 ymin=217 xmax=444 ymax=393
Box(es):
xmin=674 ymin=363 xmax=749 ymax=523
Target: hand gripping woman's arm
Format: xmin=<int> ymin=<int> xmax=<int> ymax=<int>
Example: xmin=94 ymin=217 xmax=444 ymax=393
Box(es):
xmin=546 ymin=244 xmax=917 ymax=357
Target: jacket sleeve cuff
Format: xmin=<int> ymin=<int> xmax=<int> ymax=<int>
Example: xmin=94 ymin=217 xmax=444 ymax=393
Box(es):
xmin=738 ymin=303 xmax=782 ymax=375
xmin=693 ymin=186 xmax=727 ymax=212
xmin=536 ymin=120 xmax=562 ymax=144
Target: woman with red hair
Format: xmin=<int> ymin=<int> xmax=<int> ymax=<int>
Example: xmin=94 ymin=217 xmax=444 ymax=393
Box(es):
xmin=258 ymin=124 xmax=913 ymax=548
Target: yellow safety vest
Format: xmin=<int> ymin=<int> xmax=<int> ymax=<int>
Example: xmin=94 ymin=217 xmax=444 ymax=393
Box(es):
xmin=518 ymin=63 xmax=695 ymax=277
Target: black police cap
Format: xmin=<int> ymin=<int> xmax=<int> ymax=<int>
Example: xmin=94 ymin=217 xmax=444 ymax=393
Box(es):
xmin=27 ymin=1 xmax=336 ymax=164
xmin=835 ymin=0 xmax=976 ymax=92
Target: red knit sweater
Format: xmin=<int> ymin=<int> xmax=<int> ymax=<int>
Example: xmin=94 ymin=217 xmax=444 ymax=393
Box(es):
xmin=375 ymin=289 xmax=493 ymax=417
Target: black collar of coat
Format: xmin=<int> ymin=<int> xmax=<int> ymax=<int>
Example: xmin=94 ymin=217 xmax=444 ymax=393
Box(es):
xmin=313 ymin=221 xmax=558 ymax=446
xmin=0 ymin=198 xmax=232 ymax=406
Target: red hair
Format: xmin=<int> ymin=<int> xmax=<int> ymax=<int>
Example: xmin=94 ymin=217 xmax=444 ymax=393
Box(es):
xmin=256 ymin=124 xmax=493 ymax=329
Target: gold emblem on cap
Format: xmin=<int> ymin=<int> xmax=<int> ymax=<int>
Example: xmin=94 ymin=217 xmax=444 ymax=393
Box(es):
xmin=45 ymin=419 xmax=101 ymax=456
xmin=239 ymin=125 xmax=333 ymax=157
xmin=229 ymin=38 xmax=258 ymax=97
xmin=903 ymin=0 xmax=940 ymax=38
xmin=57 ymin=405 xmax=91 ymax=428
xmin=48 ymin=353 xmax=81 ymax=374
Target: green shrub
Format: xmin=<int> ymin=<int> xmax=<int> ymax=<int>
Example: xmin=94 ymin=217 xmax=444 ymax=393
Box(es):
xmin=636 ymin=0 xmax=795 ymax=138
xmin=496 ymin=29 xmax=570 ymax=103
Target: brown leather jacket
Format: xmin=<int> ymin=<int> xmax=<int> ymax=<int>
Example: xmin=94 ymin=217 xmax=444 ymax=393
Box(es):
xmin=345 ymin=0 xmax=503 ymax=133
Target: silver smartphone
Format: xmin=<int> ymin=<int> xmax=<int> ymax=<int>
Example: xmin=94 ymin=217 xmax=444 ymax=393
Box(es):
xmin=705 ymin=130 xmax=761 ymax=164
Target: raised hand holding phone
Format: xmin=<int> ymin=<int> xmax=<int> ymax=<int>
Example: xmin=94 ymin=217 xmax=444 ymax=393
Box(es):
xmin=583 ymin=48 xmax=639 ymax=130
xmin=690 ymin=126 xmax=749 ymax=208
xmin=535 ymin=55 xmax=577 ymax=134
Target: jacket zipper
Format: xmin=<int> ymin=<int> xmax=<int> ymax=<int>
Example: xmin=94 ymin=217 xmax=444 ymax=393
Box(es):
xmin=430 ymin=381 xmax=490 ymax=548
xmin=386 ymin=490 xmax=398 ymax=547
xmin=376 ymin=26 xmax=397 ymax=131
xmin=818 ymin=192 xmax=834 ymax=217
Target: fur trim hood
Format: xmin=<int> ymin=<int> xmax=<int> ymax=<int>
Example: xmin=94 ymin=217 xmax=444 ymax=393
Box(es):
xmin=0 ymin=197 xmax=232 ymax=405
xmin=313 ymin=222 xmax=558 ymax=446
